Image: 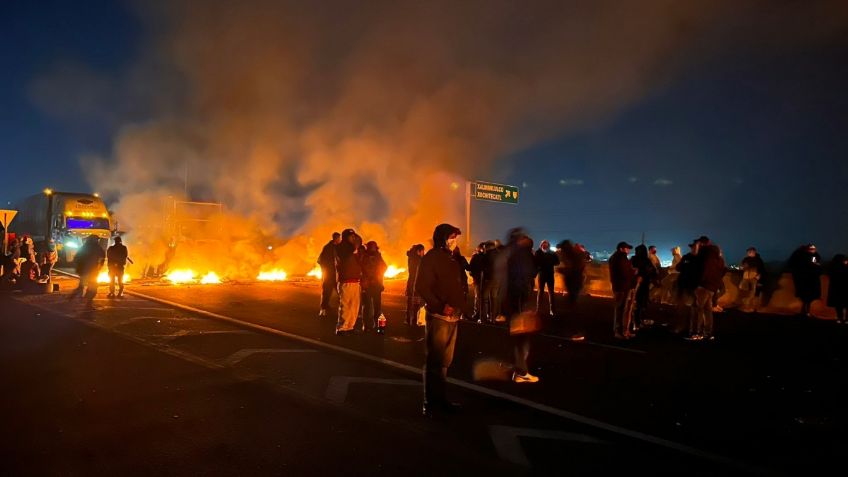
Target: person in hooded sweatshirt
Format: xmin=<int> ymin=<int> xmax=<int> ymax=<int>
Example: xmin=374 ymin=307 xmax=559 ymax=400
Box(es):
xmin=417 ymin=224 xmax=469 ymax=416
xmin=789 ymin=244 xmax=823 ymax=318
xmin=827 ymin=254 xmax=848 ymax=324
xmin=405 ymin=243 xmax=426 ymax=325
xmin=360 ymin=241 xmax=387 ymax=332
xmin=506 ymin=229 xmax=541 ymax=383
xmin=335 ymin=229 xmax=363 ymax=335
xmin=468 ymin=242 xmax=489 ymax=321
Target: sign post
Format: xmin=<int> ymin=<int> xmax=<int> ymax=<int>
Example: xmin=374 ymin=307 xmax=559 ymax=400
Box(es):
xmin=0 ymin=209 xmax=18 ymax=255
xmin=465 ymin=181 xmax=520 ymax=249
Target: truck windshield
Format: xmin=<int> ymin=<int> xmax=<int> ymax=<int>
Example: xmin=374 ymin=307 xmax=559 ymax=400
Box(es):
xmin=66 ymin=217 xmax=110 ymax=230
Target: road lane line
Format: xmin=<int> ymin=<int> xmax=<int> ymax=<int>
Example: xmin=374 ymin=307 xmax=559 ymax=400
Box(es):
xmin=489 ymin=425 xmax=605 ymax=467
xmin=223 ymin=348 xmax=318 ymax=366
xmin=122 ymin=289 xmax=766 ymax=475
xmin=325 ymin=376 xmax=419 ymax=404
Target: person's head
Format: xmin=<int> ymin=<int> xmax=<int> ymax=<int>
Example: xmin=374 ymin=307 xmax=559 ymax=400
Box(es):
xmin=484 ymin=241 xmax=496 ymax=252
xmin=432 ymin=223 xmax=461 ymax=251
xmin=540 ymin=240 xmax=550 ymax=251
xmin=114 ymin=236 xmax=122 ymax=245
xmin=366 ymin=241 xmax=378 ymax=253
xmin=671 ymin=246 xmax=681 ymax=256
xmin=649 ymin=245 xmax=657 ymax=255
xmin=616 ymin=241 xmax=633 ymax=254
xmin=747 ymin=247 xmax=757 ymax=257
xmin=635 ymin=244 xmax=648 ymax=257
xmin=47 ymin=240 xmax=56 ymax=252
xmin=86 ymin=235 xmax=99 ymax=245
xmin=807 ymin=243 xmax=817 ymax=254
xmin=332 ymin=232 xmax=341 ymax=244
xmin=341 ymin=228 xmax=356 ymax=244
xmin=697 ymin=235 xmax=711 ymax=246
xmin=689 ymin=241 xmax=700 ymax=254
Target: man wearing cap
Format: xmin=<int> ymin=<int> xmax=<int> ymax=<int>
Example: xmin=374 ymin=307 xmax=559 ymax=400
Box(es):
xmin=107 ymin=236 xmax=131 ymax=298
xmin=317 ymin=232 xmax=341 ymax=317
xmin=417 ymin=223 xmax=470 ymax=416
xmin=609 ymin=241 xmax=637 ymax=339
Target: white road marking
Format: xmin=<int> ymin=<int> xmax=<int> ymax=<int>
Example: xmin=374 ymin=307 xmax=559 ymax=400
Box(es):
xmin=223 ymin=348 xmax=318 ymax=367
xmin=124 ymin=289 xmax=766 ymax=474
xmin=325 ymin=376 xmax=419 ymax=404
xmin=489 ymin=425 xmax=604 ymax=467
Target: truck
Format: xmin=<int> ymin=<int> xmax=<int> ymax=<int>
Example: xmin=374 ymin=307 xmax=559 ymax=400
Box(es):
xmin=11 ymin=190 xmax=114 ymax=263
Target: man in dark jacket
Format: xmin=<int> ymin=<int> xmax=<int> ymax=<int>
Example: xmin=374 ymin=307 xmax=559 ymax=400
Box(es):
xmin=417 ymin=223 xmax=469 ymax=416
xmin=507 ymin=229 xmax=540 ymax=383
xmin=692 ymin=237 xmax=726 ymax=340
xmin=405 ymin=243 xmax=426 ymax=325
xmin=631 ymin=244 xmax=658 ymax=329
xmin=535 ymin=240 xmax=559 ymax=316
xmin=676 ymin=241 xmax=701 ymax=337
xmin=609 ymin=241 xmax=636 ymax=339
xmin=317 ymin=232 xmax=341 ymax=317
xmin=106 ymin=236 xmax=131 ymax=298
xmin=468 ymin=242 xmax=488 ymax=321
xmin=71 ymin=235 xmax=105 ymax=305
xmin=360 ymin=241 xmax=387 ymax=332
xmin=335 ymin=229 xmax=363 ymax=335
xmin=789 ymin=244 xmax=823 ymax=317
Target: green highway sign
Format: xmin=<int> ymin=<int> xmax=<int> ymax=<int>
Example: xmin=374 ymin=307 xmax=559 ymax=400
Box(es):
xmin=472 ymin=181 xmax=519 ymax=204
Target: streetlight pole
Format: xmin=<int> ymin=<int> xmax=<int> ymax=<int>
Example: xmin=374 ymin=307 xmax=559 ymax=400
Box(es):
xmin=465 ymin=181 xmax=472 ymax=250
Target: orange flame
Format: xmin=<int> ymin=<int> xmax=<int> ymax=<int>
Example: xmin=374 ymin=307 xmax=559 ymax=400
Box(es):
xmin=384 ymin=265 xmax=406 ymax=279
xmin=257 ymin=269 xmax=287 ymax=281
xmin=306 ymin=265 xmax=322 ymax=279
xmin=200 ymin=271 xmax=222 ymax=284
xmin=96 ymin=270 xmax=132 ymax=284
xmin=165 ymin=269 xmax=196 ymax=284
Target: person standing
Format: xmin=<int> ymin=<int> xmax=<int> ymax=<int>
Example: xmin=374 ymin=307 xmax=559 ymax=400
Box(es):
xmin=693 ymin=237 xmax=725 ymax=341
xmin=609 ymin=241 xmax=636 ymax=339
xmin=534 ymin=240 xmax=559 ymax=316
xmin=318 ymin=232 xmax=341 ymax=317
xmin=789 ymin=244 xmax=823 ymax=317
xmin=558 ymin=240 xmax=587 ymax=307
xmin=506 ymin=229 xmax=541 ymax=383
xmin=106 ymin=236 xmax=131 ymax=298
xmin=361 ymin=241 xmax=387 ymax=332
xmin=631 ymin=245 xmax=657 ymax=329
xmin=736 ymin=247 xmax=765 ymax=312
xmin=468 ymin=242 xmax=488 ymax=321
xmin=71 ymin=235 xmax=105 ymax=306
xmin=827 ymin=254 xmax=848 ymax=324
xmin=40 ymin=240 xmax=58 ymax=282
xmin=482 ymin=242 xmax=503 ymax=323
xmin=405 ymin=243 xmax=426 ymax=325
xmin=417 ymin=224 xmax=469 ymax=416
xmin=335 ymin=229 xmax=363 ymax=335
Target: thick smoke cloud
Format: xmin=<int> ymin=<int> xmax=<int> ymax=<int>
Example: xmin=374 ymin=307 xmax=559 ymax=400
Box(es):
xmin=45 ymin=0 xmax=847 ymax=275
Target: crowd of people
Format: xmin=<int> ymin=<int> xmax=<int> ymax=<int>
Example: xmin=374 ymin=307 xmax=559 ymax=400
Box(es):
xmin=315 ymin=226 xmax=848 ymax=415
xmin=0 ymin=235 xmax=56 ymax=291
xmin=0 ymin=234 xmax=131 ymax=305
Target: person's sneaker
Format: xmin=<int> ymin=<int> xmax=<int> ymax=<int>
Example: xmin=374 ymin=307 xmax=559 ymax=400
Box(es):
xmin=513 ymin=372 xmax=540 ymax=383
xmin=685 ymin=334 xmax=703 ymax=341
xmin=643 ymin=319 xmax=654 ymax=326
xmin=712 ymin=305 xmax=724 ymax=312
xmin=318 ymin=309 xmax=327 ymax=317
xmin=706 ymin=335 xmax=716 ymax=341
xmin=494 ymin=315 xmax=507 ymax=323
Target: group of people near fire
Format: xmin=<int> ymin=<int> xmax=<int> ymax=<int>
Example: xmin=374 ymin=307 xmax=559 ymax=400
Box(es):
xmin=0 ymin=234 xmax=131 ymax=304
xmin=316 ymin=225 xmax=848 ymax=416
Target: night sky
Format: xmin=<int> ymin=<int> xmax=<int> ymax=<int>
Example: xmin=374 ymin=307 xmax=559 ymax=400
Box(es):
xmin=2 ymin=1 xmax=847 ymax=264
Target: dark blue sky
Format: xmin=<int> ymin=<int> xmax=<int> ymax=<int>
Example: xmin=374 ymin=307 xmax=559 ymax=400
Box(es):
xmin=2 ymin=1 xmax=847 ymax=263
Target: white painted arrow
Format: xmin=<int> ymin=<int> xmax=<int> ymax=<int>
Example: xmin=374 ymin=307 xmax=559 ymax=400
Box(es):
xmin=325 ymin=376 xmax=419 ymax=404
xmin=223 ymin=348 xmax=318 ymax=366
xmin=489 ymin=425 xmax=605 ymax=467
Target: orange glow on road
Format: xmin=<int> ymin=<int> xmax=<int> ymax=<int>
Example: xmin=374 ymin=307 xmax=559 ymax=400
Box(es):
xmin=96 ymin=270 xmax=132 ymax=284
